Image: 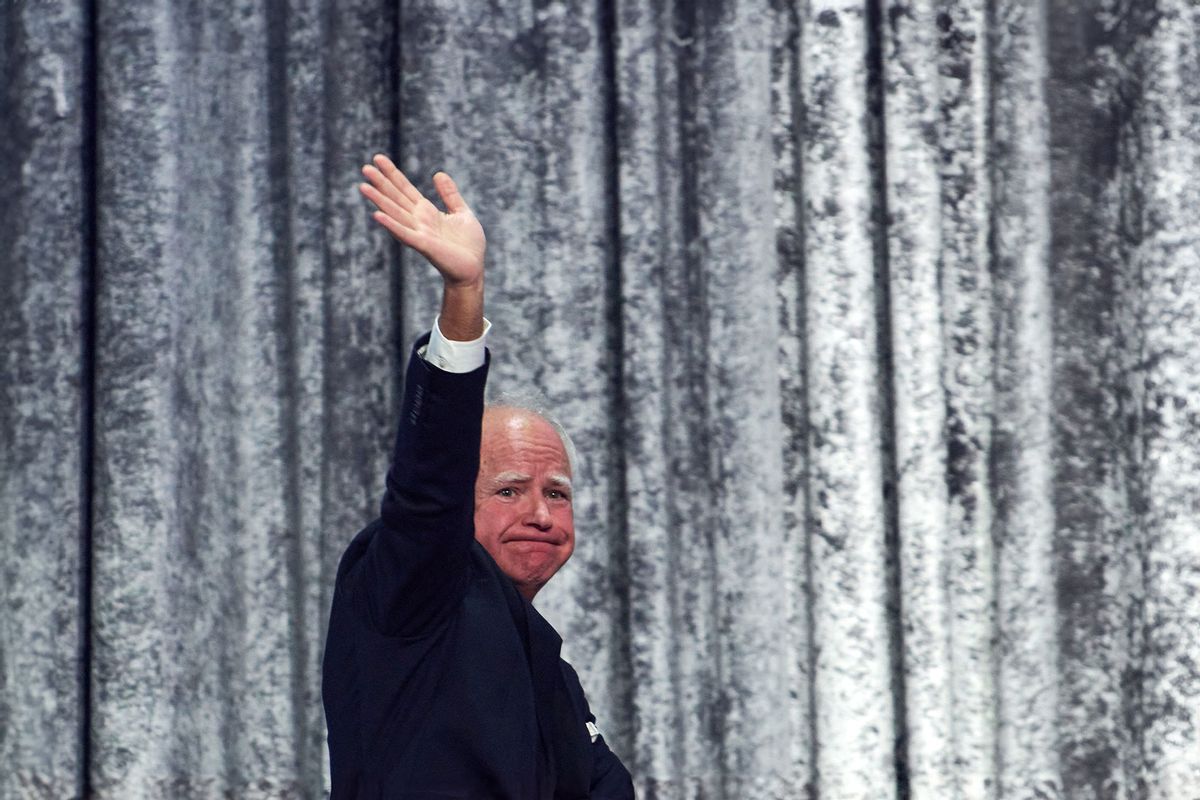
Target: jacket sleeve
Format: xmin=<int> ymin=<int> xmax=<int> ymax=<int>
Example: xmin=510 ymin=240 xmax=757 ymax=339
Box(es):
xmin=340 ymin=332 xmax=489 ymax=637
xmin=560 ymin=660 xmax=636 ymax=798
xmin=588 ymin=723 xmax=636 ymax=799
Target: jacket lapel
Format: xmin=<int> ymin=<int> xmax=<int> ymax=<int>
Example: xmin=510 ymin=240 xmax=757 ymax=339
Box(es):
xmin=526 ymin=605 xmax=592 ymax=798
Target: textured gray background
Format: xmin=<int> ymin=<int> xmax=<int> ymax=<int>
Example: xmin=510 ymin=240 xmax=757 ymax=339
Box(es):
xmin=2 ymin=0 xmax=1199 ymax=798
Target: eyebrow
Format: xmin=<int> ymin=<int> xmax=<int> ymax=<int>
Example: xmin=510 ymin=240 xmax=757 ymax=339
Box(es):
xmin=489 ymin=471 xmax=573 ymax=491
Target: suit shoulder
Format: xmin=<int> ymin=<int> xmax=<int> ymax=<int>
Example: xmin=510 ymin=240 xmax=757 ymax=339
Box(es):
xmin=334 ymin=518 xmax=383 ymax=584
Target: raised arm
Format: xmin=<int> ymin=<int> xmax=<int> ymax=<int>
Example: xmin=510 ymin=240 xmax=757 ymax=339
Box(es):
xmin=344 ymin=155 xmax=490 ymax=636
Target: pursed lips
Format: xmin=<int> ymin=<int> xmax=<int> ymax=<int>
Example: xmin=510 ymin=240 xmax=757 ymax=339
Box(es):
xmin=503 ymin=534 xmax=565 ymax=546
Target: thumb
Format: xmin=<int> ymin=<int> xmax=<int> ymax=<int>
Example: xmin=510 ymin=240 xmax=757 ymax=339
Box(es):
xmin=433 ymin=172 xmax=470 ymax=214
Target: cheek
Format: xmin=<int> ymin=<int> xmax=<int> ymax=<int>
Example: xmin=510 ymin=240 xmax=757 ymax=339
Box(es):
xmin=557 ymin=510 xmax=575 ymax=539
xmin=474 ymin=503 xmax=509 ymax=544
xmin=557 ymin=514 xmax=576 ymax=559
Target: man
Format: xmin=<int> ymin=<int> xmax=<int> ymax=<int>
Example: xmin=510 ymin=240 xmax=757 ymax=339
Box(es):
xmin=322 ymin=154 xmax=635 ymax=798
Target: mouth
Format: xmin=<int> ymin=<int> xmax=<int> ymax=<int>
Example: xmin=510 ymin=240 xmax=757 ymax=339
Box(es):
xmin=504 ymin=536 xmax=563 ymax=547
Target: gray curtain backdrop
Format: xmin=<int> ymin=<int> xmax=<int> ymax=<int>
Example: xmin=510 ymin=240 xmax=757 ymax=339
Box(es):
xmin=3 ymin=0 xmax=1199 ymax=797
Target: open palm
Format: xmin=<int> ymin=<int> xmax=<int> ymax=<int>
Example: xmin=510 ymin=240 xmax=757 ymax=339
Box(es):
xmin=360 ymin=153 xmax=486 ymax=287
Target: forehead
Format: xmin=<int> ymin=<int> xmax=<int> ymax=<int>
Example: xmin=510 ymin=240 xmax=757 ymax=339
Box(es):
xmin=480 ymin=408 xmax=570 ymax=474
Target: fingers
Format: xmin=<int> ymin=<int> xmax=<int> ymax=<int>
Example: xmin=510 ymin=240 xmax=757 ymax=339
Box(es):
xmin=367 ymin=153 xmax=422 ymax=207
xmin=362 ymin=165 xmax=408 ymax=212
xmin=363 ymin=154 xmax=470 ymax=218
xmin=358 ymin=182 xmax=416 ymax=229
xmin=362 ymin=165 xmax=416 ymax=214
xmin=433 ymin=172 xmax=470 ymax=215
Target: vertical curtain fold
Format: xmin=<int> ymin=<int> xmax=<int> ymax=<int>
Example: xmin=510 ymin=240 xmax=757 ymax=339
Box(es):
xmin=0 ymin=3 xmax=89 ymax=798
xmin=1048 ymin=1 xmax=1137 ymax=796
xmin=1119 ymin=3 xmax=1200 ymax=797
xmin=768 ymin=0 xmax=817 ymax=793
xmin=798 ymin=2 xmax=898 ymax=796
xmin=930 ymin=1 xmax=999 ymax=796
xmin=879 ymin=2 xmax=957 ymax=795
xmin=985 ymin=0 xmax=1060 ymax=796
xmin=611 ymin=1 xmax=690 ymax=791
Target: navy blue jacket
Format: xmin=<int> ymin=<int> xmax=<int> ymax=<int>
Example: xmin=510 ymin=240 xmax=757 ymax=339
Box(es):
xmin=323 ymin=334 xmax=634 ymax=798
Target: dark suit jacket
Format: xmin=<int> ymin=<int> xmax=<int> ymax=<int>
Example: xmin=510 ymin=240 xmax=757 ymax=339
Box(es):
xmin=323 ymin=334 xmax=634 ymax=799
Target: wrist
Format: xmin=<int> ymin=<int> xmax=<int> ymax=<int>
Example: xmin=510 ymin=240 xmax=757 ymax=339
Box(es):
xmin=438 ymin=279 xmax=485 ymax=341
xmin=442 ymin=274 xmax=484 ymax=292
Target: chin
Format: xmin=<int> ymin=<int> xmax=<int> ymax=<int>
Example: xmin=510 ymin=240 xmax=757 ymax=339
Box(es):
xmin=503 ymin=559 xmax=560 ymax=590
xmin=509 ymin=562 xmax=557 ymax=586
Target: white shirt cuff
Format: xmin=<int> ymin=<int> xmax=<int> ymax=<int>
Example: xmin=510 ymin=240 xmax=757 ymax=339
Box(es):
xmin=420 ymin=315 xmax=491 ymax=373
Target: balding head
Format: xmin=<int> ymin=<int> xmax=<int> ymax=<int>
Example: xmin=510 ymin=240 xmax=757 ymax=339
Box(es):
xmin=484 ymin=390 xmax=578 ymax=476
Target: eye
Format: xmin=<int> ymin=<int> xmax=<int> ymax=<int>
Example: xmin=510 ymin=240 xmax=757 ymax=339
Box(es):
xmin=497 ymin=487 xmax=516 ymax=498
xmin=546 ymin=489 xmax=571 ymax=502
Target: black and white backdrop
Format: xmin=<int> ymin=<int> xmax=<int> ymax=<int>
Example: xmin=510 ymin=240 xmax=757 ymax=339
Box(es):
xmin=3 ymin=0 xmax=1199 ymax=797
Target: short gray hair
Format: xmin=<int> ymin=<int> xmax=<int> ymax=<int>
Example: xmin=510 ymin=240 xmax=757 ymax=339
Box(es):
xmin=485 ymin=389 xmax=579 ymax=477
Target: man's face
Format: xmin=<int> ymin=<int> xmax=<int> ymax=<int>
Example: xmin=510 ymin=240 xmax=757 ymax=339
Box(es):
xmin=474 ymin=408 xmax=575 ymax=601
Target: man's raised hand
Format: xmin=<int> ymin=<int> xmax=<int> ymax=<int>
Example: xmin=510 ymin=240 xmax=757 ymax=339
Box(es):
xmin=360 ymin=154 xmax=486 ymax=289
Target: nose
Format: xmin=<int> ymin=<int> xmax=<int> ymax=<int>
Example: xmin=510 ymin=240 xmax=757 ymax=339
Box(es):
xmin=525 ymin=495 xmax=552 ymax=530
